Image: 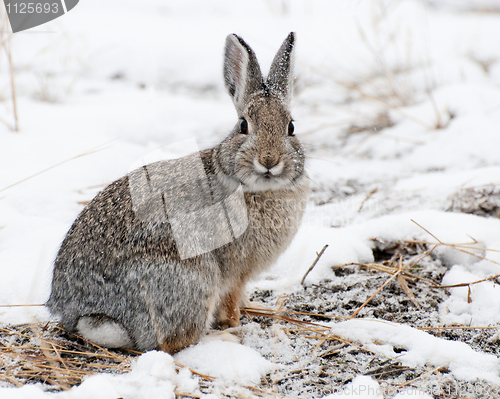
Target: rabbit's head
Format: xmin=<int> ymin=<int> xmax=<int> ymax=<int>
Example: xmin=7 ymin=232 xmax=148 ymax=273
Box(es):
xmin=216 ymin=32 xmax=305 ymax=192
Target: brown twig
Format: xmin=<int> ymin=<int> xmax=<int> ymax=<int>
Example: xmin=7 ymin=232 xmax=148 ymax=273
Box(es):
xmin=397 ymin=274 xmax=420 ymax=309
xmin=358 ymin=188 xmax=378 ymax=212
xmin=174 ymin=360 xmax=215 ymax=381
xmin=409 ymin=220 xmax=500 ymax=292
xmin=301 ymin=244 xmax=329 ymax=285
xmin=243 ymin=308 xmax=329 ymax=329
xmin=250 ymin=308 xmax=349 ymax=320
xmin=439 ymin=274 xmax=500 ymax=289
xmin=410 ymin=219 xmax=443 ymax=243
xmin=0 ymin=303 xmax=45 ymax=307
xmin=338 ymin=260 xmax=440 ymax=287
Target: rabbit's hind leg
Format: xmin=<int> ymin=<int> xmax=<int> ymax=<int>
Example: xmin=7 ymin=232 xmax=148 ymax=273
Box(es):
xmin=76 ymin=314 xmax=135 ymax=349
xmin=157 ymin=333 xmax=199 ymax=354
xmin=157 ymin=289 xmax=220 ymax=354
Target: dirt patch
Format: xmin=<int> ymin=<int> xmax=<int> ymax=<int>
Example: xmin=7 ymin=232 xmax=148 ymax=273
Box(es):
xmin=448 ymin=185 xmax=500 ymax=218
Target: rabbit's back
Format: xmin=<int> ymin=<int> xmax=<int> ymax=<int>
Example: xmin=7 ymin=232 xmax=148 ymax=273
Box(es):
xmin=48 ymin=164 xmax=223 ymax=351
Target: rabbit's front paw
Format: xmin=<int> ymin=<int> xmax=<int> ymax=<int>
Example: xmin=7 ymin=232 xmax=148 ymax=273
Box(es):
xmin=216 ymin=288 xmax=243 ymax=329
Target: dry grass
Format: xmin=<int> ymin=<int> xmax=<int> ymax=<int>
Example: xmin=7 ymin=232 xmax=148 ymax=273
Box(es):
xmin=249 ymin=227 xmax=500 ymax=395
xmin=300 ymin=244 xmax=329 ymax=285
xmin=0 ymin=323 xmax=279 ymax=398
xmin=0 ymin=7 xmax=80 ymax=132
xmin=245 ymin=220 xmax=499 ymax=396
xmin=0 ymin=323 xmax=132 ymax=390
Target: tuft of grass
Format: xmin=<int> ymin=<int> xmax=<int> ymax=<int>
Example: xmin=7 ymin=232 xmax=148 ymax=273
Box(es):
xmin=328 ymin=219 xmax=500 ymax=319
xmin=0 ymin=324 xmax=132 ymax=390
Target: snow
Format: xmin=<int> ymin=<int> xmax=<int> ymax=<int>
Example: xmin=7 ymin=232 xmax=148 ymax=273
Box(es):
xmin=1 ymin=0 xmax=500 ymax=397
xmin=174 ymin=341 xmax=276 ymax=385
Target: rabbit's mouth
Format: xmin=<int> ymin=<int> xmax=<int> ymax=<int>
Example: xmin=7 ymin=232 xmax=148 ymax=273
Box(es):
xmin=217 ymin=157 xmax=295 ymax=192
xmin=243 ymin=173 xmax=293 ymax=192
xmin=244 ymin=175 xmax=289 ymax=191
xmin=253 ymin=158 xmax=285 ymax=177
xmin=237 ymin=158 xmax=293 ymax=191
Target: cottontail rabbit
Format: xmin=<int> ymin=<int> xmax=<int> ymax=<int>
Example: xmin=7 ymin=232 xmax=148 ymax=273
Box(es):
xmin=47 ymin=32 xmax=308 ymax=353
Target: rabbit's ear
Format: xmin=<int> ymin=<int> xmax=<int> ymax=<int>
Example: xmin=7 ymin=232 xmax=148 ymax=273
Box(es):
xmin=224 ymin=34 xmax=264 ymax=113
xmin=267 ymin=32 xmax=295 ymax=108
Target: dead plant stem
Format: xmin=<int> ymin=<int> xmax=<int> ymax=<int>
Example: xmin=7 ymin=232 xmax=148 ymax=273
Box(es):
xmin=301 ymin=244 xmax=329 ymax=285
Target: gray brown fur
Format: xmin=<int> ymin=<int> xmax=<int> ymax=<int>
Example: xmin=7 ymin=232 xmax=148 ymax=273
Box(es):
xmin=47 ymin=32 xmax=308 ymax=353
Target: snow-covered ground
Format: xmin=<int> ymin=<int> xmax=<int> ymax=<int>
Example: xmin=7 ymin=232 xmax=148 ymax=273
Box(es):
xmin=1 ymin=0 xmax=500 ymax=397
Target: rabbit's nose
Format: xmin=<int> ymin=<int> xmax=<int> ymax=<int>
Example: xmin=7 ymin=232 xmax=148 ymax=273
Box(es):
xmin=254 ymin=158 xmax=284 ymax=176
xmin=258 ymin=155 xmax=280 ymax=170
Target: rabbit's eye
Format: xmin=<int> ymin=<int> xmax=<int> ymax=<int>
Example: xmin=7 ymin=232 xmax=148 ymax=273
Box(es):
xmin=288 ymin=121 xmax=295 ymax=136
xmin=240 ymin=118 xmax=248 ymax=134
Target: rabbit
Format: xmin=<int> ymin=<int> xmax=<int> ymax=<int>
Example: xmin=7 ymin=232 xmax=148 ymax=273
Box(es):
xmin=47 ymin=32 xmax=308 ymax=354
